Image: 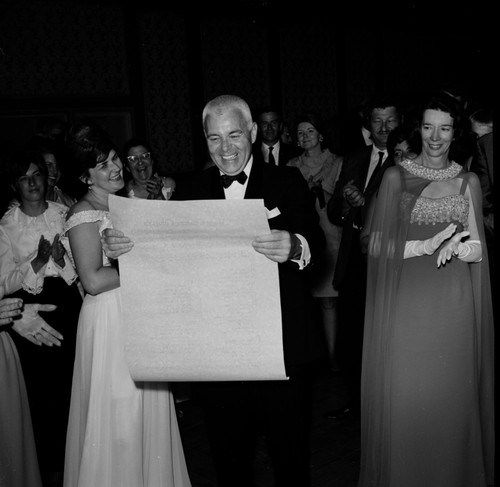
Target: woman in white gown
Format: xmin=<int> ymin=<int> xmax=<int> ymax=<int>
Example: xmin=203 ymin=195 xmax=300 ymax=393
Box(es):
xmin=62 ymin=119 xmax=191 ymax=487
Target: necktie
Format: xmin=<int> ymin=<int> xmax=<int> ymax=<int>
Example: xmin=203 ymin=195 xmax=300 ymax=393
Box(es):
xmin=365 ymin=151 xmax=385 ymax=190
xmin=221 ymin=171 xmax=248 ymax=188
xmin=268 ymin=146 xmax=276 ymax=165
xmin=374 ymin=151 xmax=385 ymax=173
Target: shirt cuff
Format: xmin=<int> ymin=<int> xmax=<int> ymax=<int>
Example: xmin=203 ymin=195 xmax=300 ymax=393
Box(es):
xmin=290 ymin=233 xmax=311 ymax=270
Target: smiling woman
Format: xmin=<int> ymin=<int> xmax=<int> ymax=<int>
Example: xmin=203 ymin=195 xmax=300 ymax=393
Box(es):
xmin=0 ymin=148 xmax=82 ymax=487
xmin=122 ymin=137 xmax=176 ymax=200
xmin=358 ymin=92 xmax=494 ymax=487
xmin=61 ymin=118 xmax=191 ymax=487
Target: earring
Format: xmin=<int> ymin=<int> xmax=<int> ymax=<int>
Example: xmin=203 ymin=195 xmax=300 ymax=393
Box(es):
xmin=319 ymin=135 xmax=324 ymax=142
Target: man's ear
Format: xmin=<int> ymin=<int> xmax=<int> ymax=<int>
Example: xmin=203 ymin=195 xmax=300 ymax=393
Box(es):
xmin=250 ymin=122 xmax=258 ymax=144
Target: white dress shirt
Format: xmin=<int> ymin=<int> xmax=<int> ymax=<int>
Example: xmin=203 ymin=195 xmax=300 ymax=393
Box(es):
xmin=221 ymin=157 xmax=310 ymax=269
xmin=364 ymin=146 xmax=388 ymax=189
xmin=262 ymin=142 xmax=280 ymax=165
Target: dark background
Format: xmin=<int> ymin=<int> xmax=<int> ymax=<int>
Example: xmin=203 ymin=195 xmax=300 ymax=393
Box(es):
xmin=0 ymin=0 xmax=494 ymax=175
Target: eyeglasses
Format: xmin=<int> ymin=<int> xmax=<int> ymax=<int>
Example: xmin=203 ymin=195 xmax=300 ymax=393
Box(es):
xmin=126 ymin=152 xmax=151 ymax=165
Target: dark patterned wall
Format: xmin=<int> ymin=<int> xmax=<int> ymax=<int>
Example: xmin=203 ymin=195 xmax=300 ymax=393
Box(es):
xmin=342 ymin=27 xmax=378 ymax=117
xmin=139 ymin=10 xmax=194 ymax=174
xmin=279 ymin=23 xmax=339 ymax=148
xmin=200 ymin=17 xmax=271 ymax=112
xmin=0 ymin=0 xmax=129 ymax=97
xmin=1 ymin=1 xmax=492 ymax=173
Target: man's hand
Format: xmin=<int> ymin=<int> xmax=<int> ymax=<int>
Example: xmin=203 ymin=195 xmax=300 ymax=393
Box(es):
xmin=252 ymin=229 xmax=294 ymax=263
xmin=343 ymin=180 xmax=365 ymax=207
xmin=101 ymin=228 xmax=134 ymax=259
xmin=11 ymin=303 xmax=63 ymax=347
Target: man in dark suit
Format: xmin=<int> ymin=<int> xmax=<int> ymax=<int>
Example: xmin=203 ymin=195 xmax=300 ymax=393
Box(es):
xmin=253 ymin=105 xmax=302 ymax=166
xmin=325 ymin=93 xmax=402 ymax=420
xmin=103 ymin=94 xmax=324 ymax=487
xmin=470 ymin=130 xmax=493 ymax=286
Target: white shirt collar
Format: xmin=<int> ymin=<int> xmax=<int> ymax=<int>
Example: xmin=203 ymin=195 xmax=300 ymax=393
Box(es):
xmin=370 ymin=145 xmax=388 ymax=159
xmin=221 ymin=157 xmax=252 ymax=199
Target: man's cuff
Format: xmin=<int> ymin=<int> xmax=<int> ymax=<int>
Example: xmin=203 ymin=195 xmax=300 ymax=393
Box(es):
xmin=290 ymin=233 xmax=311 ymax=270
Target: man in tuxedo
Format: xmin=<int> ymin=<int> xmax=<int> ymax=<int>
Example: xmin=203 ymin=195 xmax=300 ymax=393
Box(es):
xmin=253 ymin=105 xmax=302 ymax=166
xmin=103 ymin=94 xmax=324 ymax=487
xmin=325 ymin=93 xmax=402 ymax=420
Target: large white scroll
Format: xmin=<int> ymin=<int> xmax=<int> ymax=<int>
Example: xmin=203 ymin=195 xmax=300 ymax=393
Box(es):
xmin=109 ymin=195 xmax=287 ymax=381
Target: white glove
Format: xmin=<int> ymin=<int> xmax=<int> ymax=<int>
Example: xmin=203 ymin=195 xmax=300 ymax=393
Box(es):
xmin=437 ymin=232 xmax=482 ymax=267
xmin=404 ymin=223 xmax=457 ymax=258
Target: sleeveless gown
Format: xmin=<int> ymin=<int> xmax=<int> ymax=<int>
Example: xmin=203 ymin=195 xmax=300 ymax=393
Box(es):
xmin=389 ymin=179 xmax=483 ymax=485
xmin=359 ymin=161 xmax=494 ymax=487
xmin=63 ymin=210 xmax=191 ymax=487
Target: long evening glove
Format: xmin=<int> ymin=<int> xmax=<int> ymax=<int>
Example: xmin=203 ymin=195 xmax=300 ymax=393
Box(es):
xmin=404 ymin=223 xmax=457 ymax=258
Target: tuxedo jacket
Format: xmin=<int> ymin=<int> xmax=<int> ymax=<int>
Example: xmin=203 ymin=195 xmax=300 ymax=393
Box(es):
xmin=252 ymin=141 xmax=303 ymax=167
xmin=176 ymin=161 xmax=325 ymax=370
xmin=327 ymin=145 xmax=394 ymax=290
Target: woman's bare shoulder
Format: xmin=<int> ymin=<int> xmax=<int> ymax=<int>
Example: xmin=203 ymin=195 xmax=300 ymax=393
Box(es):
xmin=66 ymin=198 xmax=95 ymax=219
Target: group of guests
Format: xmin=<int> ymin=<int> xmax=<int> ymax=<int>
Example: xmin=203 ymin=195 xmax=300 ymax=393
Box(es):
xmin=0 ymin=127 xmax=187 ymax=487
xmin=0 ymin=88 xmax=494 ymax=487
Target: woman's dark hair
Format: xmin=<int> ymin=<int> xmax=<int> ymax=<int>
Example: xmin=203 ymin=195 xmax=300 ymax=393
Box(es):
xmin=65 ymin=118 xmax=116 ymax=180
xmin=122 ymin=138 xmax=153 ymax=159
xmin=295 ymin=112 xmax=340 ymax=151
xmin=418 ymin=92 xmax=470 ymax=165
xmin=3 ymin=147 xmax=48 ymax=188
xmin=387 ymin=123 xmax=422 ymax=157
xmin=418 ymin=92 xmax=464 ymax=128
xmin=295 ymin=112 xmax=325 ymax=137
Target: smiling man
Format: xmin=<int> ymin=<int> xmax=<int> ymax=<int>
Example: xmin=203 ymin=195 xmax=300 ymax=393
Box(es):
xmin=174 ymin=94 xmax=325 ymax=486
xmin=103 ymin=94 xmax=325 ymax=487
xmin=325 ymin=93 xmax=403 ymax=422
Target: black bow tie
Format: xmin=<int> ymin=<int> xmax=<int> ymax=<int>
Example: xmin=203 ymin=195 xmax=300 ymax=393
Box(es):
xmin=220 ymin=172 xmax=248 ymax=188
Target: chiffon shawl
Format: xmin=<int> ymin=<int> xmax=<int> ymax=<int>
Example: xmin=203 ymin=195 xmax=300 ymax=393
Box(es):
xmin=358 ymin=163 xmax=494 ymax=485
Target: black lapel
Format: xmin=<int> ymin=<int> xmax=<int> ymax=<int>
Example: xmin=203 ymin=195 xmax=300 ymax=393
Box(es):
xmin=244 ymin=160 xmax=265 ymax=199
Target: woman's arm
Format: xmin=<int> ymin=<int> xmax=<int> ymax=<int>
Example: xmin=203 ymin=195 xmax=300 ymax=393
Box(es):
xmin=436 ymin=177 xmax=483 ymax=266
xmin=68 ymin=219 xmax=120 ymax=296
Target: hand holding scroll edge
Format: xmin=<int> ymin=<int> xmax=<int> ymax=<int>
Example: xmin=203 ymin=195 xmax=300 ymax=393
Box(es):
xmin=101 ymin=228 xmax=134 ymax=259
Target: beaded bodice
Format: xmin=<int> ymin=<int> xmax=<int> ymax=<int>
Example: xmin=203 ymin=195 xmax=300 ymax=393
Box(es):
xmin=400 ymin=159 xmax=469 ymax=229
xmin=410 ymin=194 xmax=469 ymax=228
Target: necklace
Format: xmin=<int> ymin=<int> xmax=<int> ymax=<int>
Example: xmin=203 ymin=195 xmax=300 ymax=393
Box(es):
xmin=400 ymin=159 xmax=463 ymax=181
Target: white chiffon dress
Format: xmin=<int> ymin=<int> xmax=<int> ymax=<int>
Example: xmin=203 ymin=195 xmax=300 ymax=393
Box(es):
xmin=63 ymin=210 xmax=191 ymax=487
